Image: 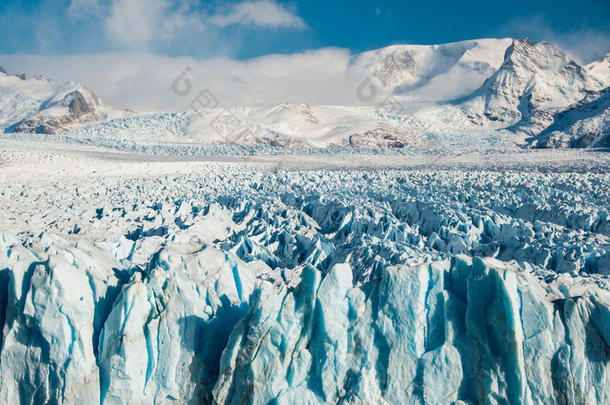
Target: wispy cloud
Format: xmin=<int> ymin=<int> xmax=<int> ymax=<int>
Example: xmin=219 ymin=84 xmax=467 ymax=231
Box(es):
xmin=0 ymin=48 xmax=357 ymax=111
xmin=210 ymin=0 xmax=306 ymax=29
xmin=104 ymin=0 xmax=206 ymax=49
xmin=62 ymin=0 xmax=305 ymax=52
xmin=67 ymin=0 xmax=105 ymax=19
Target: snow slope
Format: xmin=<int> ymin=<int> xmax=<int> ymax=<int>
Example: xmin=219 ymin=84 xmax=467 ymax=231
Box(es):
xmin=351 ymin=38 xmax=513 ymax=102
xmin=187 ymin=104 xmax=454 ymax=147
xmin=587 ymin=52 xmax=610 ymax=87
xmin=533 ymin=87 xmax=610 ymax=148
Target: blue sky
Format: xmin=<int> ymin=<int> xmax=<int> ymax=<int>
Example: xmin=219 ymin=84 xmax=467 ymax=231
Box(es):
xmin=1 ymin=0 xmax=609 ymax=61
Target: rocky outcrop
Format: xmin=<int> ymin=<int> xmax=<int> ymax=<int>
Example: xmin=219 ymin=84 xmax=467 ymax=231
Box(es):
xmin=9 ymin=87 xmax=103 ymax=134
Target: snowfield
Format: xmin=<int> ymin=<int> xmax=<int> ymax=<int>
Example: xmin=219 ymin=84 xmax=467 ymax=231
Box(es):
xmin=0 ymin=142 xmax=609 ymax=404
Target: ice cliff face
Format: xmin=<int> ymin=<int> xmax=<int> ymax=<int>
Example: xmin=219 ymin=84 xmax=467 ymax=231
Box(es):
xmin=215 ymin=257 xmax=610 ymax=404
xmin=0 ymin=233 xmax=265 ymax=404
xmin=0 ymin=235 xmax=608 ymax=404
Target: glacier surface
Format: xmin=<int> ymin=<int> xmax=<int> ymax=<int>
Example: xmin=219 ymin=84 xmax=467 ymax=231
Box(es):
xmin=0 ymin=154 xmax=608 ymax=404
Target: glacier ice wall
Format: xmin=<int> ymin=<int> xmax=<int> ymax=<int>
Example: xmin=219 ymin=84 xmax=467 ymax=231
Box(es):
xmin=213 ymin=257 xmax=610 ymax=404
xmin=0 ymin=232 xmax=608 ymax=404
xmin=0 ymin=234 xmax=265 ymax=404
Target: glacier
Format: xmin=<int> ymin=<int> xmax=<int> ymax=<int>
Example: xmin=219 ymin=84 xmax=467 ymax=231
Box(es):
xmin=0 ymin=236 xmax=608 ymax=404
xmin=0 ymin=158 xmax=608 ymax=404
xmin=214 ymin=257 xmax=610 ymax=404
xmin=0 ymin=35 xmax=609 ymax=403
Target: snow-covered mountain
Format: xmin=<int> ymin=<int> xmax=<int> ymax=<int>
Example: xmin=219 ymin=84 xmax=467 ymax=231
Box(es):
xmin=587 ymin=51 xmax=610 ymax=87
xmin=186 ymin=104 xmax=443 ymax=148
xmin=0 ymin=67 xmax=128 ymax=134
xmin=350 ymin=38 xmax=513 ymax=102
xmin=1 ymin=38 xmax=609 ymax=148
xmin=458 ymin=39 xmax=605 ymax=134
xmin=532 ymin=87 xmax=610 ymax=148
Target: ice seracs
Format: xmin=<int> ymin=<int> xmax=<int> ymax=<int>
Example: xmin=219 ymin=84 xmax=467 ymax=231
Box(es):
xmin=214 ymin=257 xmax=610 ymax=404
xmin=0 ymin=142 xmax=609 ymax=403
xmin=2 ymin=226 xmax=608 ymax=403
xmin=0 ymin=232 xmax=272 ymax=403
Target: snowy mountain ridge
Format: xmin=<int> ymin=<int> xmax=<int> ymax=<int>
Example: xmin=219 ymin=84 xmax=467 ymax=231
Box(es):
xmin=1 ymin=38 xmax=609 ymax=148
xmin=0 ymin=68 xmax=129 ymax=134
xmin=587 ymin=51 xmax=610 ymax=87
xmin=350 ymin=38 xmax=513 ymax=102
xmin=533 ymin=87 xmax=610 ymax=148
xmin=459 ymin=39 xmax=605 ymax=136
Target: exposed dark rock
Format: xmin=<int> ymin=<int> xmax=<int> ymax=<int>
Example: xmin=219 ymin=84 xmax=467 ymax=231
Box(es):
xmin=8 ymin=88 xmax=103 ymax=134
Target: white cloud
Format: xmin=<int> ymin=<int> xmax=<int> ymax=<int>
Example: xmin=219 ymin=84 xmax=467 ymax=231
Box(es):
xmin=104 ymin=0 xmax=161 ymax=48
xmin=0 ymin=49 xmax=360 ymax=111
xmin=210 ymin=0 xmax=305 ymax=29
xmin=68 ymin=0 xmax=207 ymax=50
xmin=68 ymin=0 xmax=105 ymax=19
xmin=65 ymin=0 xmax=304 ymax=51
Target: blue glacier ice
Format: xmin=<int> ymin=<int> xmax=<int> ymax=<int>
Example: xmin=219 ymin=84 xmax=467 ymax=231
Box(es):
xmin=0 ymin=166 xmax=608 ymax=403
xmin=213 ymin=257 xmax=610 ymax=404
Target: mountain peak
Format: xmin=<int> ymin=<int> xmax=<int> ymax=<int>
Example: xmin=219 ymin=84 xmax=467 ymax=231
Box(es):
xmin=1 ymin=75 xmax=125 ymax=135
xmin=352 ymin=38 xmax=512 ymax=102
xmin=460 ymin=38 xmax=601 ymax=131
xmin=503 ymin=39 xmax=571 ymax=71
